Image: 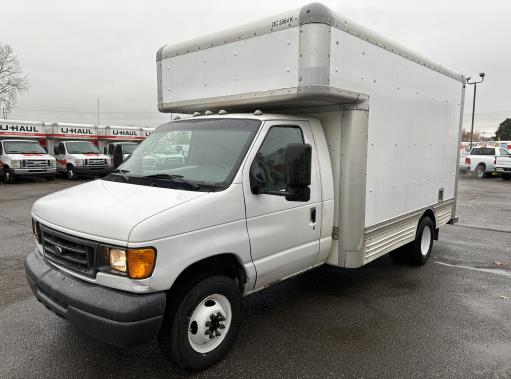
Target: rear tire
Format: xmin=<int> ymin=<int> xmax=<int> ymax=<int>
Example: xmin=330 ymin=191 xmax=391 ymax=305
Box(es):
xmin=410 ymin=217 xmax=435 ymax=265
xmin=474 ymin=164 xmax=486 ymax=179
xmin=158 ymin=275 xmax=242 ymax=370
xmin=502 ymin=174 xmax=511 ymax=181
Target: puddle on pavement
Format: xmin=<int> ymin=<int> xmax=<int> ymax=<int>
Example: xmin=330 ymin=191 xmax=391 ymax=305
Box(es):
xmin=435 ymin=261 xmax=511 ymax=278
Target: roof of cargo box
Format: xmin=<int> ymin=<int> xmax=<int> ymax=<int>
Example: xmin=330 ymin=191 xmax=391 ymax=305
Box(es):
xmin=156 ymin=3 xmax=464 ymax=113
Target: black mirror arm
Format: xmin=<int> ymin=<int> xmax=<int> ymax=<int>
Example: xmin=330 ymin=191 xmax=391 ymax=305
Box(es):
xmin=259 ymin=188 xmax=294 ymax=197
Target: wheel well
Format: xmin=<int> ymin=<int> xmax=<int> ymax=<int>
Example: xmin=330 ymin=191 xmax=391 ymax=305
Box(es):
xmin=420 ymin=208 xmax=437 ymax=239
xmin=476 ymin=163 xmax=486 ymax=169
xmin=420 ymin=209 xmax=436 ymax=227
xmin=171 ymin=254 xmax=247 ymax=293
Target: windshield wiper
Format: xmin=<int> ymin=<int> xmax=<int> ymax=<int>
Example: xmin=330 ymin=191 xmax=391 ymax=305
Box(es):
xmin=111 ymin=168 xmax=130 ymax=182
xmin=143 ymin=174 xmax=200 ymax=190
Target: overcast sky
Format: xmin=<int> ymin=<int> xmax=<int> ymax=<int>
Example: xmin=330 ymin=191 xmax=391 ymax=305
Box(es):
xmin=1 ymin=0 xmax=509 ymax=135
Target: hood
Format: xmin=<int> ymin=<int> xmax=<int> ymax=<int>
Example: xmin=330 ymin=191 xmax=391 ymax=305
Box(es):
xmin=71 ymin=153 xmax=110 ymax=159
xmin=32 ymin=179 xmax=207 ymax=242
xmin=8 ymin=153 xmax=55 ymax=160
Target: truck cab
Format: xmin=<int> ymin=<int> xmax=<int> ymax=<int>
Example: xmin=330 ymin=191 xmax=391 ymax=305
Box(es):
xmin=53 ymin=140 xmax=112 ymax=180
xmin=0 ymin=139 xmax=56 ymax=183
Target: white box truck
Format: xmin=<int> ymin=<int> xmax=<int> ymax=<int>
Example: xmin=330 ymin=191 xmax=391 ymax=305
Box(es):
xmin=0 ymin=120 xmax=57 ymax=183
xmin=25 ymin=3 xmax=465 ymax=370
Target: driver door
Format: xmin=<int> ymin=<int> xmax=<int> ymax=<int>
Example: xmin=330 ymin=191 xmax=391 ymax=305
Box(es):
xmin=242 ymin=120 xmax=321 ymax=290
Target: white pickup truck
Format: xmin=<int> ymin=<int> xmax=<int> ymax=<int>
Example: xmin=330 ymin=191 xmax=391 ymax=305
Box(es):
xmin=464 ymin=146 xmax=511 ymax=178
xmin=24 ymin=3 xmax=465 ymax=370
xmin=495 ymin=153 xmax=511 ymax=180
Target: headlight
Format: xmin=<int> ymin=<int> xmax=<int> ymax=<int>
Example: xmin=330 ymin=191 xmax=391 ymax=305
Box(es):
xmin=74 ymin=159 xmax=84 ymax=166
xmin=108 ymin=247 xmax=156 ymax=279
xmin=11 ymin=160 xmax=21 ymax=168
xmin=50 ymin=160 xmax=56 ymax=167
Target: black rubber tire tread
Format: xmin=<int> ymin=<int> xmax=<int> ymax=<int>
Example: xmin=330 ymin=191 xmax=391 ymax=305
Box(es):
xmin=67 ymin=165 xmax=77 ymax=181
xmin=410 ymin=217 xmax=435 ymax=266
xmin=4 ymin=167 xmax=15 ymax=184
xmin=475 ymin=164 xmax=486 ymax=179
xmin=502 ymin=174 xmax=511 ymax=181
xmin=158 ymin=274 xmax=242 ymax=371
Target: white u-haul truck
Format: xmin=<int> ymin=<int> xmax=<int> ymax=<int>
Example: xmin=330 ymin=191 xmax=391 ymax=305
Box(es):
xmin=47 ymin=123 xmax=112 ymax=180
xmin=0 ymin=120 xmax=56 ymax=183
xmin=25 ymin=3 xmax=465 ymax=370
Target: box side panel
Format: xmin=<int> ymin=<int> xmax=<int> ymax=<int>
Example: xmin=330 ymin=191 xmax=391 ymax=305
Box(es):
xmin=161 ymin=27 xmax=300 ymax=105
xmin=330 ymin=28 xmax=463 ymax=227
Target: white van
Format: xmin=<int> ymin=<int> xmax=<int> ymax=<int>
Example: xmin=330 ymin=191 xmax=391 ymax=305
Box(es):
xmin=53 ymin=140 xmax=112 ymax=180
xmin=25 ymin=3 xmax=465 ymax=370
xmin=0 ymin=139 xmax=56 ymax=183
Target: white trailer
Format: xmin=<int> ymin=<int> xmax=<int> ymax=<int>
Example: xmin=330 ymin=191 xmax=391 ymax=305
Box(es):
xmin=25 ymin=3 xmax=465 ymax=370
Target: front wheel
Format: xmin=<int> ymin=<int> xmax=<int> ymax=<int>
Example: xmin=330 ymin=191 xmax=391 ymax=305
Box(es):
xmin=410 ymin=217 xmax=435 ymax=265
xmin=66 ymin=165 xmax=77 ymax=180
xmin=3 ymin=167 xmax=15 ymax=184
xmin=158 ymin=275 xmax=242 ymax=370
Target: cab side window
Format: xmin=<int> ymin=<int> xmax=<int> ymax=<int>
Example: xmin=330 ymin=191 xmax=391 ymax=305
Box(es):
xmin=256 ymin=126 xmax=304 ymax=190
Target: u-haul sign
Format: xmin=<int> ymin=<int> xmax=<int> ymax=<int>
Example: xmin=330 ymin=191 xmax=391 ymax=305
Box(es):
xmin=102 ymin=126 xmax=143 ymax=140
xmin=0 ymin=122 xmax=46 ymax=137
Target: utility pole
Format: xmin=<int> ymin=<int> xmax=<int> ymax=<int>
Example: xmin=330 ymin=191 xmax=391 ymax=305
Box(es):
xmin=466 ymin=73 xmax=485 ymax=150
xmin=97 ymin=98 xmax=100 ymax=126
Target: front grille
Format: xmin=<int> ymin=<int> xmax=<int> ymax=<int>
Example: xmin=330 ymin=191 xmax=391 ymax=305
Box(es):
xmin=23 ymin=160 xmax=49 ymax=168
xmin=86 ymin=158 xmax=106 ymax=167
xmin=40 ymin=224 xmax=99 ymax=277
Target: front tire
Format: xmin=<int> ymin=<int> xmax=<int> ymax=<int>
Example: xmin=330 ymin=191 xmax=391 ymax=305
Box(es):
xmin=410 ymin=217 xmax=435 ymax=265
xmin=158 ymin=275 xmax=242 ymax=370
xmin=3 ymin=167 xmax=15 ymax=184
xmin=66 ymin=165 xmax=77 ymax=180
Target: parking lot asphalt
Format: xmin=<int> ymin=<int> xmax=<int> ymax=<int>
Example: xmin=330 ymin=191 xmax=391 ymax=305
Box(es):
xmin=0 ymin=176 xmax=510 ymax=378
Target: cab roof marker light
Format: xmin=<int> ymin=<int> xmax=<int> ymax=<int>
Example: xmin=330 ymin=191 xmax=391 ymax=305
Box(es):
xmin=253 ymin=110 xmax=263 ymax=115
xmin=218 ymin=110 xmax=227 ymax=115
xmin=192 ymin=112 xmax=201 ymax=117
xmin=204 ymin=110 xmax=214 ymax=115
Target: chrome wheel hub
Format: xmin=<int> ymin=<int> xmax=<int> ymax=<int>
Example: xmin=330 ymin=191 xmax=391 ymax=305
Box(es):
xmin=420 ymin=227 xmax=432 ymax=256
xmin=188 ymin=294 xmax=231 ymax=354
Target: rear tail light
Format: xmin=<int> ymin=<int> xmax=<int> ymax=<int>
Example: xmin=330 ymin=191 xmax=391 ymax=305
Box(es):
xmin=465 ymin=157 xmax=471 ymax=165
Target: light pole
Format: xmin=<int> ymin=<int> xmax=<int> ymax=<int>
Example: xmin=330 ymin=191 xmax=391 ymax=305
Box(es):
xmin=466 ymin=73 xmax=485 ymax=150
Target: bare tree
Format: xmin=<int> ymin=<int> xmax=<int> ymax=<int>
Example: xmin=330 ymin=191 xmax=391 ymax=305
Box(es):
xmin=0 ymin=43 xmax=29 ymax=118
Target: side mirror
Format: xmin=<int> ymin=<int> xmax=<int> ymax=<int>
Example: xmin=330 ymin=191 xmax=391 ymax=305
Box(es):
xmin=53 ymin=146 xmax=59 ymax=155
xmin=284 ymin=143 xmax=311 ymax=201
xmin=104 ymin=147 xmax=107 ymax=154
xmin=249 ymin=143 xmax=312 ymax=202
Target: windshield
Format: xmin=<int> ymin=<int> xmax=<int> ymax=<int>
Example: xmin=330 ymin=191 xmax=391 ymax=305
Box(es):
xmin=66 ymin=141 xmax=99 ymax=154
xmin=4 ymin=141 xmax=47 ymax=154
xmin=122 ymin=144 xmax=137 ymax=154
xmin=105 ymin=118 xmax=260 ymax=191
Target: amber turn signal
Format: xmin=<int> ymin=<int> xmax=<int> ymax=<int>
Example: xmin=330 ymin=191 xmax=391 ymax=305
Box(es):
xmin=127 ymin=248 xmax=157 ymax=279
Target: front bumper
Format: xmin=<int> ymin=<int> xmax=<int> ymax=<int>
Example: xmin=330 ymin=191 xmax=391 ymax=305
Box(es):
xmin=12 ymin=168 xmax=56 ymax=177
xmin=25 ymin=250 xmax=166 ymax=347
xmin=75 ymin=166 xmax=112 ymax=176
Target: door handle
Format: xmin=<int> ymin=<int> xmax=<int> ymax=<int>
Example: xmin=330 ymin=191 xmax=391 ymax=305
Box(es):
xmin=310 ymin=207 xmax=316 ymax=224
